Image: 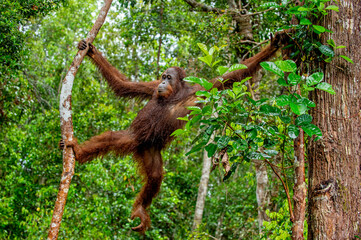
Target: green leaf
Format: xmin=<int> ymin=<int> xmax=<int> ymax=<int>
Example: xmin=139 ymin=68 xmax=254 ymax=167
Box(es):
xmin=197 ymin=43 xmax=209 ymax=55
xmin=212 ymin=59 xmax=221 ymax=67
xmin=184 ymin=76 xmax=202 ymax=84
xmin=277 ymin=77 xmax=289 ymax=86
xmin=279 ymin=115 xmax=291 ymax=124
xmin=198 ymin=55 xmax=213 ymax=67
xmin=171 ymin=129 xmax=184 ymax=137
xmin=339 ymin=55 xmax=354 ymax=63
xmin=306 ymin=72 xmax=324 ymax=86
xmin=209 ymin=47 xmax=215 ymax=56
xmin=319 ymin=45 xmax=335 ymax=57
xmin=264 ymin=150 xmax=279 ymax=156
xmin=187 ymin=106 xmax=202 ymax=113
xmin=288 ymin=73 xmax=301 ymax=85
xmin=276 ymin=95 xmax=290 ymax=106
xmin=260 ymin=104 xmax=281 ymax=116
xmin=300 ymin=18 xmax=312 ymax=25
xmin=295 ymin=114 xmax=312 ymax=126
xmin=325 ymin=5 xmax=339 ymax=12
xmin=275 ymin=60 xmax=297 ymax=72
xmin=298 ymin=7 xmax=309 ymax=11
xmin=201 ymin=79 xmax=213 ymax=90
xmin=205 ymin=143 xmax=217 ymax=157
xmin=302 ymin=123 xmax=322 ymax=137
xmin=313 ymin=25 xmax=326 ymax=33
xmin=186 ymin=142 xmax=204 ymax=156
xmin=202 ymin=105 xmax=212 ymax=115
xmin=217 ymin=136 xmax=230 ymax=149
xmin=288 ymin=125 xmax=299 ymax=139
xmin=327 ymin=39 xmax=336 ymax=48
xmin=228 ymin=64 xmax=247 ymax=72
xmin=196 ymin=90 xmax=211 ymax=98
xmin=260 ymin=62 xmax=284 ymax=77
xmin=290 ymin=101 xmax=308 ymax=115
xmin=217 ymin=66 xmax=229 ymax=75
xmin=336 ymin=45 xmax=346 ymax=49
xmin=315 ymin=82 xmax=336 ymax=94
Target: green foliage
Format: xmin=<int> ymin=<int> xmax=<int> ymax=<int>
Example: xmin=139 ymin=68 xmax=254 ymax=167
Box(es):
xmin=261 ymin=201 xmax=293 ymax=240
xmin=0 ymin=0 xmax=350 ymax=239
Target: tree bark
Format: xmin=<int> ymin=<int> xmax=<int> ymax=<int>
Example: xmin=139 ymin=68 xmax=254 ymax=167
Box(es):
xmin=254 ymin=160 xmax=270 ymax=232
xmin=292 ymin=128 xmax=306 ymax=240
xmin=192 ymin=150 xmax=212 ymax=229
xmin=308 ymin=1 xmax=361 ymax=239
xmin=47 ymin=1 xmax=112 ymax=239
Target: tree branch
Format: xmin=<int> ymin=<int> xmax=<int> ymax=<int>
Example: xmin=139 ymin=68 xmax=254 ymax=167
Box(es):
xmin=183 ymin=0 xmax=223 ymax=14
xmin=47 ymin=1 xmax=113 ymax=239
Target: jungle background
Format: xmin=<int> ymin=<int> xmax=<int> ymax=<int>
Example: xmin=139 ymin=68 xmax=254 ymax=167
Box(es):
xmin=1 ymin=0 xmax=360 ymax=239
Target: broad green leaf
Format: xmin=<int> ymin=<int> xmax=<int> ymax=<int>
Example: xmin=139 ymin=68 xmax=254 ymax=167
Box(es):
xmin=187 ymin=106 xmax=202 ymax=113
xmin=275 ymin=60 xmax=297 ymax=72
xmin=279 ymin=115 xmax=291 ymax=124
xmin=197 ymin=43 xmax=209 ymax=55
xmin=298 ymin=7 xmax=309 ymax=11
xmin=300 ymin=18 xmax=312 ymax=25
xmin=276 ymin=95 xmax=290 ymax=106
xmin=277 ymin=77 xmax=289 ymax=86
xmin=217 ymin=66 xmax=229 ymax=75
xmin=313 ymin=25 xmax=326 ymax=33
xmin=260 ymin=104 xmax=281 ymax=116
xmin=200 ymin=79 xmax=213 ymax=90
xmin=306 ymin=72 xmax=324 ymax=86
xmin=315 ymin=82 xmax=336 ymax=94
xmin=325 ymin=5 xmax=339 ymax=12
xmin=198 ymin=55 xmax=213 ymax=67
xmin=264 ymin=150 xmax=279 ymax=156
xmin=260 ymin=62 xmax=284 ymax=77
xmin=227 ymin=90 xmax=236 ymax=99
xmin=217 ymin=136 xmax=230 ymax=149
xmin=228 ymin=64 xmax=247 ymax=72
xmin=290 ymin=101 xmax=308 ymax=115
xmin=288 ymin=72 xmax=301 ymax=85
xmin=319 ymin=45 xmax=335 ymax=57
xmin=339 ymin=55 xmax=354 ymax=63
xmin=196 ymin=90 xmax=211 ymax=98
xmin=202 ymin=105 xmax=212 ymax=115
xmin=209 ymin=47 xmax=215 ymax=56
xmin=205 ymin=143 xmax=217 ymax=157
xmin=295 ymin=114 xmax=312 ymax=126
xmin=184 ymin=76 xmax=202 ymax=84
xmin=302 ymin=123 xmax=322 ymax=137
xmin=288 ymin=125 xmax=299 ymax=139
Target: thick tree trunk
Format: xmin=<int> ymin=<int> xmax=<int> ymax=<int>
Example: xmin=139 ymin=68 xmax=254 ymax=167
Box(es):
xmin=308 ymin=1 xmax=361 ymax=239
xmin=192 ymin=150 xmax=212 ymax=229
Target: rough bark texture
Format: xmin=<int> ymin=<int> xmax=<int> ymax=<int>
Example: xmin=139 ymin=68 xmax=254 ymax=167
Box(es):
xmin=192 ymin=150 xmax=212 ymax=229
xmin=47 ymin=1 xmax=112 ymax=239
xmin=308 ymin=1 xmax=361 ymax=239
xmin=292 ymin=128 xmax=306 ymax=240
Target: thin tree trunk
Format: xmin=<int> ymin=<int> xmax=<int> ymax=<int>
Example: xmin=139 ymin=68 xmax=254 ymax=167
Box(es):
xmin=192 ymin=150 xmax=212 ymax=229
xmin=308 ymin=1 xmax=361 ymax=239
xmin=292 ymin=128 xmax=306 ymax=240
xmin=254 ymin=160 xmax=270 ymax=231
xmin=47 ymin=1 xmax=112 ymax=239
